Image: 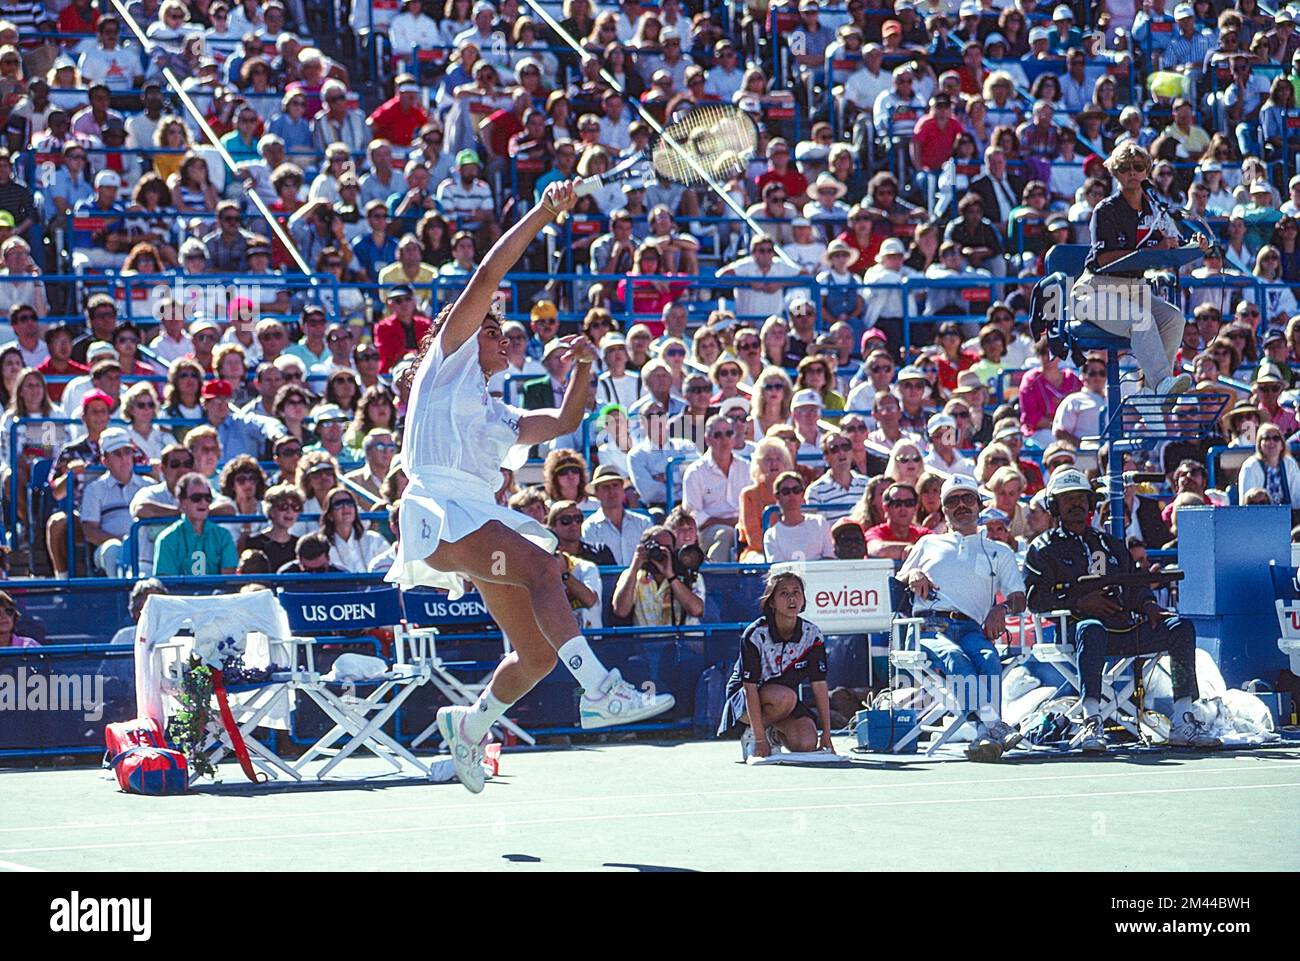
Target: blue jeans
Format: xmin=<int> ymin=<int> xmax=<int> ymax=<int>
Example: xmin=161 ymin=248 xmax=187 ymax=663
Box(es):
xmin=919 ymin=616 xmax=1001 ymax=716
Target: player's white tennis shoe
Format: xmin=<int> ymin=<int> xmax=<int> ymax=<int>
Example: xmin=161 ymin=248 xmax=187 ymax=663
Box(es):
xmin=579 ymin=668 xmax=675 ymax=729
xmin=437 ymin=705 xmax=487 ymax=793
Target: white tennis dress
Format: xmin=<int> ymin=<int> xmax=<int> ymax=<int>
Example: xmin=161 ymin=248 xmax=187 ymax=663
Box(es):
xmin=386 ymin=324 xmax=557 ymax=597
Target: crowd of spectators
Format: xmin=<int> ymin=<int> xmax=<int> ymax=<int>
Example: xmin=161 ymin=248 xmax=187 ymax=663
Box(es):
xmin=2 ymin=0 xmax=1300 ymax=637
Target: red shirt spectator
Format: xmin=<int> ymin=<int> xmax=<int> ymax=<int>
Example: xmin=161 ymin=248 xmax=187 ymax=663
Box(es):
xmin=367 ymin=80 xmax=429 ymax=149
xmin=864 ymin=521 xmax=930 ymax=546
xmin=911 ymin=100 xmax=963 ymax=172
xmin=59 ymin=1 xmax=98 ymax=34
xmin=374 ymin=310 xmax=433 ymax=374
xmin=757 ymin=167 xmax=808 ymax=203
xmin=35 ymin=357 xmax=89 ymax=403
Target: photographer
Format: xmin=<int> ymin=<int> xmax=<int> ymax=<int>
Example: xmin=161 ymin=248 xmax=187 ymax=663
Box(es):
xmin=717 ymin=570 xmax=835 ymax=759
xmin=1023 ymin=469 xmax=1220 ymax=753
xmin=612 ymin=525 xmax=706 ymax=627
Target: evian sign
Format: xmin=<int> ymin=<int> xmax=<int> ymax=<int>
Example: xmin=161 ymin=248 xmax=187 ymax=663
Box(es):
xmin=770 ymin=559 xmax=895 ymax=632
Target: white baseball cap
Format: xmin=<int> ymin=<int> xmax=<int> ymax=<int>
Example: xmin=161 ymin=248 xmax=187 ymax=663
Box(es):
xmin=927 ymin=412 xmax=957 ymax=435
xmin=94 ymin=169 xmax=122 ymax=189
xmin=99 ymin=427 xmax=134 ymax=455
xmin=940 ymin=474 xmax=981 ymax=504
xmin=879 ymin=237 xmax=907 ymax=257
xmin=792 ymin=388 xmax=822 ymax=409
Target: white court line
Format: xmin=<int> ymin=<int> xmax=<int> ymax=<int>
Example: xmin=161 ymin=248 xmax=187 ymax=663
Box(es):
xmin=3 ymin=779 xmax=1296 ymax=858
xmin=0 ymin=761 xmax=1280 ymax=836
xmin=0 ymin=858 xmax=43 ymax=872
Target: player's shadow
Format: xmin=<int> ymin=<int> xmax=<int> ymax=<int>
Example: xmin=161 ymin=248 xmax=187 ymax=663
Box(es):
xmin=602 ymin=862 xmax=699 ymax=872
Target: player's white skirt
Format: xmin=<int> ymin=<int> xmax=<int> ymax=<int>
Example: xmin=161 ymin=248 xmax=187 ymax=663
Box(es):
xmin=385 ymin=465 xmax=557 ymax=599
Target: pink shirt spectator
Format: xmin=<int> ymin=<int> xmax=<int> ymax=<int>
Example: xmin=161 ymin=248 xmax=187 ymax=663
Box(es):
xmin=3 ymin=635 xmax=40 ymax=648
xmin=1018 ymin=366 xmax=1082 ymax=440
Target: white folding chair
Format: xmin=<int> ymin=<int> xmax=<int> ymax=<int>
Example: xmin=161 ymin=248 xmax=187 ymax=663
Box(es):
xmin=283 ymin=633 xmax=435 ymax=779
xmin=155 ymin=635 xmax=302 ymax=782
xmin=887 ymin=612 xmax=1061 ymax=755
xmin=401 ymin=619 xmax=537 ymax=748
xmin=1024 ymin=609 xmax=1151 ymax=743
xmin=276 ymin=587 xmax=436 ymax=780
xmin=887 ymin=616 xmax=971 ymax=755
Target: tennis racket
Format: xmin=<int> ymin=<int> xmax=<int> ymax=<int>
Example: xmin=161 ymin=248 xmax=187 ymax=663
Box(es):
xmin=574 ymin=103 xmax=759 ymax=197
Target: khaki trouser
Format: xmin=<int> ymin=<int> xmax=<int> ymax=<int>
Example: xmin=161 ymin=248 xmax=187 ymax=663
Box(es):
xmin=1069 ymin=273 xmax=1185 ymax=386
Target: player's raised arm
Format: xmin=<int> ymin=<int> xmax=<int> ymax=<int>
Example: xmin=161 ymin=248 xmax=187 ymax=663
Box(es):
xmin=438 ymin=181 xmax=578 ymax=356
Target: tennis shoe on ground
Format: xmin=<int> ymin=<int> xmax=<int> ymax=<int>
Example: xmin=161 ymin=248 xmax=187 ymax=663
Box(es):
xmin=985 ymin=719 xmax=1023 ymax=753
xmin=579 ymin=668 xmax=675 ymax=729
xmin=437 ymin=705 xmax=486 ymax=794
xmin=966 ymin=724 xmax=1004 ymax=762
xmin=1074 ymin=715 xmax=1110 ymax=754
xmin=1168 ymin=711 xmax=1222 ymax=750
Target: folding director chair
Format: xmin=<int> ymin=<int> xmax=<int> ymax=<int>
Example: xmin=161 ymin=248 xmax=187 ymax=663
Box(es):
xmin=886 ymin=612 xmax=1046 ymax=755
xmin=1269 ymin=561 xmax=1300 ymax=676
xmin=155 ymin=631 xmax=302 ymax=782
xmin=279 ymin=587 xmax=436 ymax=779
xmin=1022 ymin=609 xmax=1158 ymax=744
xmin=398 ymin=587 xmax=537 ymax=748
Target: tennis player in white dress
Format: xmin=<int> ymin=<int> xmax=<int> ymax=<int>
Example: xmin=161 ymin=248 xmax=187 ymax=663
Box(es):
xmin=386 ymin=179 xmax=674 ymax=793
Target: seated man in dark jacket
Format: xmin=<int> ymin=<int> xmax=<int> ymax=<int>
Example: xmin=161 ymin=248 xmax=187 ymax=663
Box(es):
xmin=1022 ymin=469 xmax=1220 ymax=754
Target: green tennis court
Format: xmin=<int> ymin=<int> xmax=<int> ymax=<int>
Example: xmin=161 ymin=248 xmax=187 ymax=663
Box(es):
xmin=3 ymin=741 xmax=1298 ymax=872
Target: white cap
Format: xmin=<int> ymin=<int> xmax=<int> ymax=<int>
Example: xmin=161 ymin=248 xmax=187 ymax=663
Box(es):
xmin=879 ymin=237 xmax=907 ymax=257
xmin=94 ymin=169 xmax=122 ymax=189
xmin=792 ymin=388 xmax=822 ymax=409
xmin=1052 ymin=4 xmax=1074 ymax=19
xmin=1173 ymin=3 xmax=1194 ymax=17
xmin=99 ymin=427 xmax=134 ymax=455
xmin=927 ymin=412 xmax=957 ymax=435
xmin=310 ymin=403 xmax=349 ymax=424
xmin=1046 ymin=467 xmax=1095 ymax=499
xmin=1029 ymin=25 xmax=1052 ymax=42
xmin=940 ymin=474 xmax=981 ymax=504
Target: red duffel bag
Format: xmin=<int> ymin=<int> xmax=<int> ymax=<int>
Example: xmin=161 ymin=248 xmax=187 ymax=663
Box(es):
xmin=104 ymin=717 xmax=189 ymax=796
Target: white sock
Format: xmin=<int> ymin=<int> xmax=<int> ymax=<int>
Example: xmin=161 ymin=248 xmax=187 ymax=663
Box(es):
xmin=1083 ymin=697 xmax=1101 ymax=719
xmin=460 ymin=686 xmax=514 ymax=744
xmin=557 ymin=635 xmax=609 ymax=694
xmin=53 ymin=571 xmax=67 ymax=581
xmin=977 ymin=704 xmax=1000 ymax=725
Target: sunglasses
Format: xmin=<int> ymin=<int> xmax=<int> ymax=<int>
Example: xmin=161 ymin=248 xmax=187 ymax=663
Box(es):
xmin=356 ymin=351 xmax=380 ymax=361
xmin=271 ymin=500 xmax=303 ymax=511
xmin=826 ymin=442 xmax=851 ymax=453
xmin=898 ymin=454 xmax=923 ymax=463
xmin=688 ymin=384 xmax=712 ymax=393
xmin=330 ymin=499 xmax=356 ymax=510
xmin=711 ymin=429 xmax=735 ymax=439
xmin=665 ymin=349 xmax=686 ymax=358
xmin=886 ymin=497 xmax=918 ymax=507
xmin=776 ymin=485 xmax=804 ymax=496
xmin=276 ymin=446 xmax=302 ymax=457
xmin=762 ymin=383 xmax=786 ymax=392
xmin=186 ymin=492 xmax=213 ymax=503
xmin=134 ymin=399 xmax=157 ymax=409
xmin=554 ymin=515 xmax=583 ymax=526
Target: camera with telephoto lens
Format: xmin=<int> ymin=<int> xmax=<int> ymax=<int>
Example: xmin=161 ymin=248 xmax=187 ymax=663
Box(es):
xmin=641 ymin=537 xmax=704 ymax=586
xmin=642 ymin=537 xmax=667 ymax=565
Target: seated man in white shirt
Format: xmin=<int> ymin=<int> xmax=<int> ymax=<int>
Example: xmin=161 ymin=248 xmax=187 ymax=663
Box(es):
xmin=80 ymin=427 xmax=154 ymax=576
xmin=896 ymin=474 xmax=1027 ymax=762
xmin=763 ymin=470 xmax=835 ymax=562
xmin=582 ymin=463 xmax=653 ymax=565
xmin=680 ymin=414 xmax=750 ymax=562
